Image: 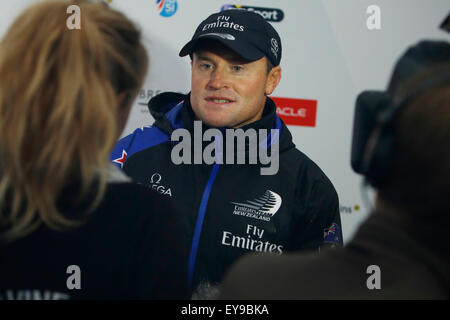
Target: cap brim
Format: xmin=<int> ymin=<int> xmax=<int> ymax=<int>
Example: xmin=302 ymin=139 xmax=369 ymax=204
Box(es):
xmin=179 ymin=34 xmax=265 ymax=62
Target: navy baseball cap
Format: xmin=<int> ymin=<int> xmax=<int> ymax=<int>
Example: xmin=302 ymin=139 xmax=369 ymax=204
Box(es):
xmin=179 ymin=9 xmax=282 ymax=66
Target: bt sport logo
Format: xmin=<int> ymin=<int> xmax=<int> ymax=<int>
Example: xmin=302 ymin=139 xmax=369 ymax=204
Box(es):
xmin=221 ymin=4 xmax=284 ymax=22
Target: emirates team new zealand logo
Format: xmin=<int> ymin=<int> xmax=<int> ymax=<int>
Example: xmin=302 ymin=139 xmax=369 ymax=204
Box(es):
xmin=231 ymin=190 xmax=282 ymax=222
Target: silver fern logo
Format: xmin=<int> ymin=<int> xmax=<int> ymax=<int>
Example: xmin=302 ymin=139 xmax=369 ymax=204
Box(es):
xmin=231 ymin=190 xmax=282 ymax=221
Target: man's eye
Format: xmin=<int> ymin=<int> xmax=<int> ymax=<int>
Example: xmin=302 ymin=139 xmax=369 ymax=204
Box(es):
xmin=200 ymin=63 xmax=212 ymax=69
xmin=232 ymin=65 xmax=243 ymax=71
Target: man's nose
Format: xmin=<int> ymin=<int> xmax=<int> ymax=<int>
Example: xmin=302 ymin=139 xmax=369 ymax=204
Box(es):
xmin=207 ymin=66 xmax=230 ymax=90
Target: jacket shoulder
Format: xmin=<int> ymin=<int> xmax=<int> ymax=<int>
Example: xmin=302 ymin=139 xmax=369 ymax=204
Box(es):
xmin=284 ymin=148 xmax=335 ymax=187
xmin=110 ymin=126 xmax=169 ymax=168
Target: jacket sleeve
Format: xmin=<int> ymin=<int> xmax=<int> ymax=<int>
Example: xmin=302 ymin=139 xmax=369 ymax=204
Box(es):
xmin=110 ymin=126 xmax=169 ymax=170
xmin=289 ymin=173 xmax=343 ymax=252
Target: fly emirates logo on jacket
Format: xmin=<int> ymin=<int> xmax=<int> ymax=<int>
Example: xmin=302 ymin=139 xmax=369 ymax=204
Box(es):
xmin=221 ymin=190 xmax=283 ymax=254
xmin=221 ymin=224 xmax=283 ymax=254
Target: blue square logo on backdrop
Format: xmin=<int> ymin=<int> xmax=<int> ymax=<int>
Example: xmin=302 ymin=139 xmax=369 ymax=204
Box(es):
xmin=156 ymin=0 xmax=178 ymax=18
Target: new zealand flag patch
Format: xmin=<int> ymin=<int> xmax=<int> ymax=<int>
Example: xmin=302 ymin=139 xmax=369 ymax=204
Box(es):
xmin=323 ymin=223 xmax=341 ymax=244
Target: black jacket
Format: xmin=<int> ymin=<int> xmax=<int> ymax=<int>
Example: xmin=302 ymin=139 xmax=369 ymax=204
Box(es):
xmin=110 ymin=92 xmax=342 ymax=292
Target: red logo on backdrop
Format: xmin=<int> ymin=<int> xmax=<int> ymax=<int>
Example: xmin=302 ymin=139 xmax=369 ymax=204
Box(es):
xmin=272 ymin=97 xmax=317 ymax=127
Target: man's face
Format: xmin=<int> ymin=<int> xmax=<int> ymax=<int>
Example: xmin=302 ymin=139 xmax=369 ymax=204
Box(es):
xmin=190 ymin=42 xmax=281 ymax=128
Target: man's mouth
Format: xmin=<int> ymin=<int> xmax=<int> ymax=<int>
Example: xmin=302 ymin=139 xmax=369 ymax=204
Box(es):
xmin=205 ymin=96 xmax=235 ymax=104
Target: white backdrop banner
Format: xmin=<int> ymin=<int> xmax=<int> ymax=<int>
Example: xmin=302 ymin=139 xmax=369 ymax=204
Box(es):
xmin=1 ymin=0 xmax=448 ymax=242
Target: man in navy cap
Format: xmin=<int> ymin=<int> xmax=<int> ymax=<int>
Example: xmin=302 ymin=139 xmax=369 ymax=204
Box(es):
xmin=111 ymin=9 xmax=342 ymax=298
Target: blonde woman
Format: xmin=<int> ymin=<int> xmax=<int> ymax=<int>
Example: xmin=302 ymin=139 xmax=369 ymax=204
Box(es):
xmin=0 ymin=1 xmax=189 ymax=299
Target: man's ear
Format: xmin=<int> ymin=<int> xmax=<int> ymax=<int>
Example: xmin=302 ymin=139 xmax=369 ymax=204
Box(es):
xmin=265 ymin=65 xmax=281 ymax=96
